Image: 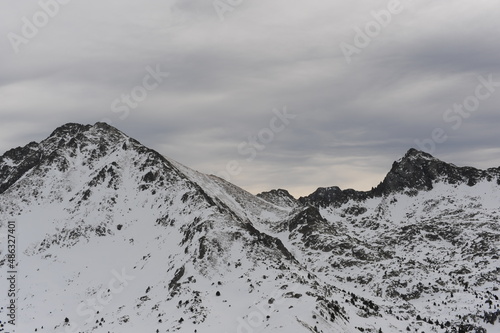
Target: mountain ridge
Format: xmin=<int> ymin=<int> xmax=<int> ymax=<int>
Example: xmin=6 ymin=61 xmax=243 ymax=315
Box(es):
xmin=1 ymin=122 xmax=499 ymax=333
xmin=299 ymin=147 xmax=500 ymax=209
xmin=3 ymin=122 xmax=499 ymax=200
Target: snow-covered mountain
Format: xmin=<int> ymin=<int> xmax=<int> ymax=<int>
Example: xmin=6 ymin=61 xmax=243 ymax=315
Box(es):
xmin=0 ymin=123 xmax=499 ymax=333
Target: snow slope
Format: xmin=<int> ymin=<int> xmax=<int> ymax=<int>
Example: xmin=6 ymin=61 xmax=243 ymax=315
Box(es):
xmin=0 ymin=123 xmax=499 ymax=333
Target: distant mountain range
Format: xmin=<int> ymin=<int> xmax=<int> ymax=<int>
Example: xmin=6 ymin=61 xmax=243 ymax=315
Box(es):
xmin=0 ymin=122 xmax=499 ymax=333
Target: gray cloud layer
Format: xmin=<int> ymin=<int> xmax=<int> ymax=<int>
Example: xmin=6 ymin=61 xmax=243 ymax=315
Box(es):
xmin=1 ymin=0 xmax=499 ymax=197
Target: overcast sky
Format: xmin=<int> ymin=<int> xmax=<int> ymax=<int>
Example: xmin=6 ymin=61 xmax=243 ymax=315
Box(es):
xmin=1 ymin=0 xmax=500 ymax=197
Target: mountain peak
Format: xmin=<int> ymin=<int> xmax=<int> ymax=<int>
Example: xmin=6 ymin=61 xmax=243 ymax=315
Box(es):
xmin=257 ymin=188 xmax=298 ymax=209
xmin=404 ymin=147 xmax=434 ymax=159
xmin=374 ymin=149 xmax=500 ymax=194
xmin=302 ymin=149 xmax=500 ymax=207
xmin=0 ymin=122 xmax=138 ymax=195
xmin=48 ymin=122 xmax=92 ymax=138
xmin=399 ymin=148 xmax=437 ymax=163
xmin=48 ymin=122 xmax=125 ymax=140
xmin=43 ymin=122 xmax=134 ymax=155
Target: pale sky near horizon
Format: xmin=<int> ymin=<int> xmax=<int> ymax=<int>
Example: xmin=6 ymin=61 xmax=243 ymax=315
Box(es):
xmin=1 ymin=0 xmax=500 ymax=197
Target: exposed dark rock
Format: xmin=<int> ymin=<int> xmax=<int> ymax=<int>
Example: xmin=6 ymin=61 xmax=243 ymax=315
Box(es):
xmin=169 ymin=266 xmax=185 ymax=290
xmin=299 ymin=186 xmax=370 ymax=208
xmin=300 ymin=148 xmax=500 ymax=208
xmin=257 ymin=189 xmax=299 ymax=208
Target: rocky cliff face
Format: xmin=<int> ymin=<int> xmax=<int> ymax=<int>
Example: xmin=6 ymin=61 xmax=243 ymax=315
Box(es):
xmin=0 ymin=123 xmax=499 ymax=333
xmin=300 ymin=148 xmax=500 ymax=208
xmin=257 ymin=189 xmax=299 ymax=209
xmin=375 ymin=148 xmax=500 ymax=194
